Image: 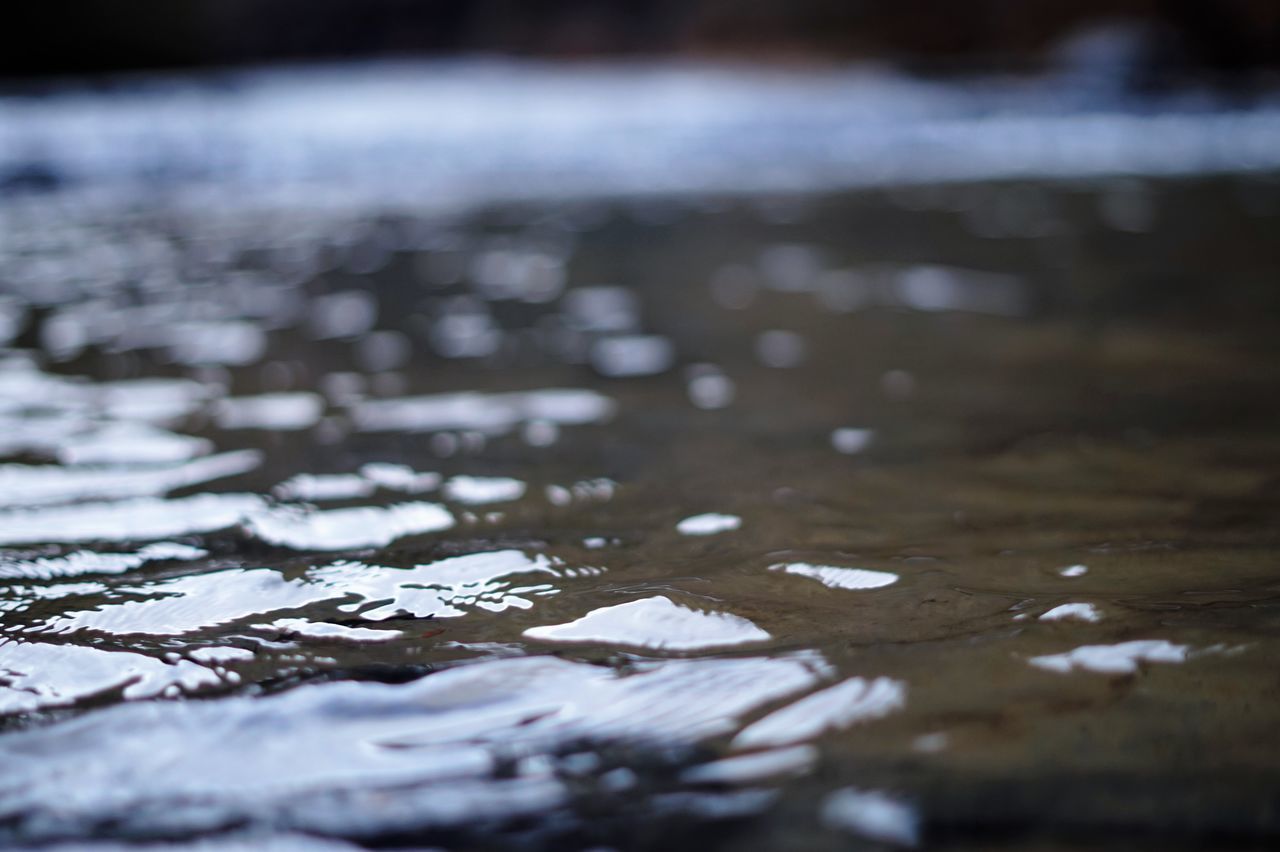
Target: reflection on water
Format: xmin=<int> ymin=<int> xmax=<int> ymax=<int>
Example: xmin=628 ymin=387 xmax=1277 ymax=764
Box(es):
xmin=822 ymin=787 xmax=920 ymax=847
xmin=0 ymin=653 xmax=831 ymax=843
xmin=524 ymin=596 xmax=772 ymax=651
xmin=769 ymin=562 xmax=900 ymax=590
xmin=1 ymin=61 xmax=1280 ymax=850
xmin=0 ymin=492 xmax=266 ymax=546
xmin=1028 ymin=639 xmax=1189 ymax=674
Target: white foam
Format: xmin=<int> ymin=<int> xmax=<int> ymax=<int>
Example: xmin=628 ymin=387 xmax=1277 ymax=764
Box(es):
xmin=1059 ymin=564 xmax=1088 ymax=577
xmin=523 ymin=595 xmax=770 ymax=651
xmin=769 ymin=563 xmax=898 ymax=590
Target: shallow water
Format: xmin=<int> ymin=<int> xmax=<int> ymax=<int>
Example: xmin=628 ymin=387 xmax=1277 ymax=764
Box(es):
xmin=3 ymin=66 xmax=1280 ymax=852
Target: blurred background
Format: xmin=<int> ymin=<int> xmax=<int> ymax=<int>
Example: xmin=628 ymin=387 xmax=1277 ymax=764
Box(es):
xmin=3 ymin=3 xmax=1280 ymax=851
xmin=6 ymin=0 xmax=1280 ymax=82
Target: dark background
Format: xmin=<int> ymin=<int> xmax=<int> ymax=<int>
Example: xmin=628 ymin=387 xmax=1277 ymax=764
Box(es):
xmin=5 ymin=0 xmax=1279 ymax=82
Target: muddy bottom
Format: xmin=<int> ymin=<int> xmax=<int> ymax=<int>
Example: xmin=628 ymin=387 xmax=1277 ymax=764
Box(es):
xmin=1 ymin=175 xmax=1279 ymax=850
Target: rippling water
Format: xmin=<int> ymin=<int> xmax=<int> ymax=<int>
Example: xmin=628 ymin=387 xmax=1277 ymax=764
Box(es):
xmin=2 ymin=61 xmax=1280 ymax=850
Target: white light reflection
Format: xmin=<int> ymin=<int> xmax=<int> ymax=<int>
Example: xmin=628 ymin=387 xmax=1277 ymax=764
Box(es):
xmin=0 ymin=450 xmax=260 ymax=508
xmin=1029 ymin=639 xmax=1188 ymax=674
xmin=676 ymin=513 xmax=741 ymax=536
xmin=245 ymin=502 xmax=454 ymax=551
xmin=214 ymin=393 xmax=325 ymax=431
xmin=523 ymin=595 xmax=770 ymax=651
xmin=350 ymin=388 xmax=615 ymax=435
xmin=0 ymin=652 xmax=827 ymax=837
xmin=769 ymin=563 xmax=898 ymax=590
xmin=1039 ymin=602 xmax=1102 ymax=622
xmin=732 ymin=677 xmax=906 ymax=749
xmin=822 ymin=787 xmax=920 ymax=847
xmin=0 ymin=493 xmax=266 ymax=546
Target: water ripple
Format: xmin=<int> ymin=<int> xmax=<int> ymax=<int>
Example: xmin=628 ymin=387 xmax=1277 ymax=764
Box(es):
xmin=524 ymin=595 xmax=770 ymax=651
xmin=0 ymin=652 xmax=827 ymax=842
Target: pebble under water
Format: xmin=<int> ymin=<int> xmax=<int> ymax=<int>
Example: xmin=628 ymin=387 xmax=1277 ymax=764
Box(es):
xmin=2 ymin=99 xmax=1280 ymax=848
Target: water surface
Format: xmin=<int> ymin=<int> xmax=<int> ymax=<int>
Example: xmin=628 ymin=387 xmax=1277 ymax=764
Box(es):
xmin=1 ymin=64 xmax=1280 ymax=851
